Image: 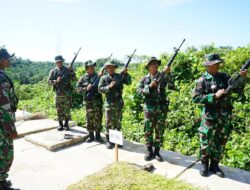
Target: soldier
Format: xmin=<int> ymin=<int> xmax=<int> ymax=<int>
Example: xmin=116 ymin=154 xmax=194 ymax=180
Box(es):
xmin=98 ymin=61 xmax=132 ymax=149
xmin=137 ymin=57 xmax=171 ymax=162
xmin=76 ymin=60 xmax=104 ymax=143
xmin=192 ymin=53 xmax=248 ymax=177
xmin=48 ymin=55 xmax=76 ymax=131
xmin=0 ymin=48 xmax=18 ymax=190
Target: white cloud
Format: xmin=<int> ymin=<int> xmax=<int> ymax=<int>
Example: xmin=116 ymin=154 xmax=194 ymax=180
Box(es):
xmin=158 ymin=0 xmax=196 ymax=7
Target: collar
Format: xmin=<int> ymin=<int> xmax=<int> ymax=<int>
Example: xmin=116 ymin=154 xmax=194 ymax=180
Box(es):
xmin=203 ymin=71 xmax=213 ymax=80
xmin=146 ymin=72 xmax=159 ymax=79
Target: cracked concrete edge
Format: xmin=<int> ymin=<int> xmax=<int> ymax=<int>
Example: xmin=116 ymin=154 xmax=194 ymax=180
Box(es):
xmin=25 ymin=134 xmax=89 ymax=151
xmin=16 ymin=120 xmax=76 ymax=138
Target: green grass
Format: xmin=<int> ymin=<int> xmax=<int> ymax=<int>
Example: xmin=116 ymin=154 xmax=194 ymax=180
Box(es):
xmin=67 ymin=162 xmax=200 ymax=190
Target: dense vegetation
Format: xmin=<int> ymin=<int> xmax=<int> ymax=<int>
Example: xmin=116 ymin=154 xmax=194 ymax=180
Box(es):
xmin=13 ymin=44 xmax=250 ymax=171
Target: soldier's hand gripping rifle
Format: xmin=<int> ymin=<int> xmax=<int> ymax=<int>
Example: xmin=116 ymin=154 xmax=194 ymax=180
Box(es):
xmin=224 ymin=59 xmax=250 ymax=96
xmin=85 ymin=53 xmax=113 ymax=99
xmin=155 ymin=39 xmax=186 ymax=83
xmin=57 ymin=47 xmax=81 ymax=86
xmin=98 ymin=53 xmax=113 ymax=77
xmin=120 ymin=49 xmax=137 ymax=75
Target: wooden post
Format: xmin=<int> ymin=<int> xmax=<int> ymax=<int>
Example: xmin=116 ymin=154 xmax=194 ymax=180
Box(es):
xmin=115 ymin=144 xmax=118 ymax=162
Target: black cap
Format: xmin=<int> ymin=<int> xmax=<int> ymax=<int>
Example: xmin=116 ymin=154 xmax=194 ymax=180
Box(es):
xmin=55 ymin=55 xmax=65 ymax=63
xmin=0 ymin=48 xmax=15 ymax=60
xmin=145 ymin=57 xmax=161 ymax=69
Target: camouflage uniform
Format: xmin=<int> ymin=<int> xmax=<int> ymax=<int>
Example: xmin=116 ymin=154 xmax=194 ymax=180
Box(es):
xmin=137 ymin=57 xmax=172 ymax=161
xmin=48 ymin=56 xmax=76 ymax=130
xmin=0 ymin=49 xmax=18 ymax=185
xmin=76 ymin=61 xmax=103 ymax=142
xmin=192 ymin=53 xmax=248 ymax=177
xmin=98 ymin=62 xmax=131 ymax=148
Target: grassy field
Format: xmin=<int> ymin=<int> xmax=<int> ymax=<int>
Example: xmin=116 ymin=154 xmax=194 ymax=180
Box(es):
xmin=67 ymin=162 xmax=200 ymax=190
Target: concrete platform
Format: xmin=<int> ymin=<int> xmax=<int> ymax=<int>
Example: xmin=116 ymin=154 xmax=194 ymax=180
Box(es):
xmin=9 ymin=136 xmax=250 ymax=190
xmin=178 ymin=160 xmax=250 ymax=190
xmin=25 ymin=126 xmax=89 ymax=151
xmin=15 ymin=110 xmax=31 ymax=121
xmin=16 ymin=119 xmax=76 ymax=138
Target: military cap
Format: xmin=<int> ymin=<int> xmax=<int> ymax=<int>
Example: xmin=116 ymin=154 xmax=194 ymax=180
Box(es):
xmin=55 ymin=55 xmax=65 ymax=63
xmin=104 ymin=61 xmax=117 ymax=69
xmin=203 ymin=53 xmax=224 ymax=66
xmin=85 ymin=60 xmax=96 ymax=67
xmin=0 ymin=48 xmax=15 ymax=60
xmin=145 ymin=57 xmax=161 ymax=69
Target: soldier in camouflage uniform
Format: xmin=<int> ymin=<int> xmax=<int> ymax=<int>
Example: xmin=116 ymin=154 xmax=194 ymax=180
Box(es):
xmin=0 ymin=48 xmax=19 ymax=190
xmin=137 ymin=57 xmax=171 ymax=162
xmin=98 ymin=61 xmax=132 ymax=149
xmin=48 ymin=55 xmax=76 ymax=131
xmin=193 ymin=53 xmax=248 ymax=177
xmin=76 ymin=60 xmax=104 ymax=143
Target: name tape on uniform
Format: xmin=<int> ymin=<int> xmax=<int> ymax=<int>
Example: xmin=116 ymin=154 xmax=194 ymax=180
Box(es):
xmin=109 ymin=130 xmax=123 ymax=145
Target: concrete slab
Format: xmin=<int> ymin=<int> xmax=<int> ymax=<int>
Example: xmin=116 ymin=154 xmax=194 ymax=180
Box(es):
xmin=25 ymin=127 xmax=89 ymax=151
xmin=16 ymin=119 xmax=76 ymax=138
xmin=8 ymin=136 xmax=250 ymax=190
xmin=178 ymin=160 xmax=250 ymax=190
xmin=15 ymin=110 xmax=31 ymax=121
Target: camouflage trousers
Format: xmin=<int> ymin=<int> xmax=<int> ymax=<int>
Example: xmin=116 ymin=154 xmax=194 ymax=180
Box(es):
xmin=55 ymin=94 xmax=72 ymax=121
xmin=0 ymin=126 xmax=14 ymax=182
xmin=105 ymin=100 xmax=124 ymax=135
xmin=144 ymin=104 xmax=167 ymax=148
xmin=85 ymin=100 xmax=103 ymax=133
xmin=199 ymin=111 xmax=232 ymax=162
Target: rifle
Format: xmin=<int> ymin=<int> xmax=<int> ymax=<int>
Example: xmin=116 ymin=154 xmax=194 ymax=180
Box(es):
xmin=224 ymin=59 xmax=250 ymax=96
xmin=155 ymin=39 xmax=185 ymax=83
xmin=98 ymin=53 xmax=113 ymax=76
xmin=121 ymin=49 xmax=137 ymax=74
xmin=69 ymin=47 xmax=82 ymax=68
xmin=85 ymin=53 xmax=113 ymax=99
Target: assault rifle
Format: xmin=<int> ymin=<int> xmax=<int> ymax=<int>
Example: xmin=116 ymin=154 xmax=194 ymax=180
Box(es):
xmin=155 ymin=39 xmax=185 ymax=83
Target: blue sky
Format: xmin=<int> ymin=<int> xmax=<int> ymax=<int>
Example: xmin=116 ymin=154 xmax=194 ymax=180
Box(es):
xmin=0 ymin=0 xmax=249 ymax=62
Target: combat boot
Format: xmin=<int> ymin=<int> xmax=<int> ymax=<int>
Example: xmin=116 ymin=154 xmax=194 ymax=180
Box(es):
xmin=0 ymin=180 xmax=17 ymax=190
xmin=86 ymin=131 xmax=95 ymax=143
xmin=95 ymin=132 xmax=104 ymax=143
xmin=209 ymin=159 xmax=225 ymax=178
xmin=144 ymin=146 xmax=154 ymax=161
xmin=64 ymin=120 xmax=70 ymax=131
xmin=57 ymin=120 xmax=64 ymax=131
xmin=154 ymin=147 xmax=163 ymax=162
xmin=200 ymin=160 xmax=209 ymax=177
xmin=106 ymin=135 xmax=113 ymax=149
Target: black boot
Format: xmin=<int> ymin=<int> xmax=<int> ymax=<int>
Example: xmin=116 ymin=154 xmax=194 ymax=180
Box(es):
xmin=95 ymin=132 xmax=104 ymax=143
xmin=106 ymin=135 xmax=113 ymax=149
xmin=57 ymin=120 xmax=64 ymax=131
xmin=64 ymin=120 xmax=70 ymax=131
xmin=144 ymin=146 xmax=154 ymax=161
xmin=200 ymin=160 xmax=209 ymax=177
xmin=154 ymin=147 xmax=163 ymax=162
xmin=209 ymin=159 xmax=225 ymax=178
xmin=0 ymin=180 xmax=16 ymax=190
xmin=86 ymin=131 xmax=95 ymax=143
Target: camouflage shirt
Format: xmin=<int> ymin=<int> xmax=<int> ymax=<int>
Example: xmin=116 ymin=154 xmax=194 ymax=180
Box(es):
xmin=137 ymin=72 xmax=172 ymax=107
xmin=76 ymin=73 xmax=102 ymax=102
xmin=98 ymin=73 xmax=131 ymax=104
xmin=192 ymin=71 xmax=247 ymax=114
xmin=0 ymin=70 xmax=17 ymax=136
xmin=48 ymin=66 xmax=76 ymax=95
